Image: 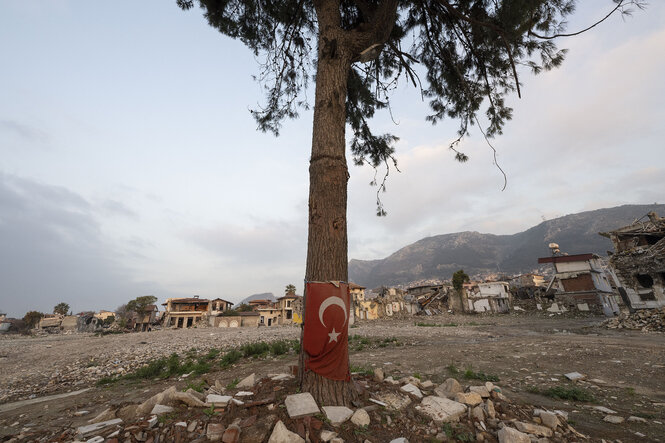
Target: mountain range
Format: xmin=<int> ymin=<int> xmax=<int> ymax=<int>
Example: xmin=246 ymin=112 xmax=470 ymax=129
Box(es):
xmin=349 ymin=204 xmax=664 ymax=289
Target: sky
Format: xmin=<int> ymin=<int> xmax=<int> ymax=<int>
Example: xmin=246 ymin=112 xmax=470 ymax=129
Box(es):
xmin=1 ymin=2 xmax=664 ymax=317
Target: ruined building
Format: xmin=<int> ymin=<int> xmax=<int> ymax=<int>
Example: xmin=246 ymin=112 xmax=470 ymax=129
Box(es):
xmin=162 ymin=296 xmax=234 ymax=328
xmin=602 ymin=211 xmax=665 ymax=311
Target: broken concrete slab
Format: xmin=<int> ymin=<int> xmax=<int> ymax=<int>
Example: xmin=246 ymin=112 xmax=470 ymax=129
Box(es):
xmin=77 ymin=418 xmax=123 ymax=438
xmin=284 ymin=392 xmax=319 ymax=418
xmin=497 ymin=426 xmax=530 ymax=443
xmin=564 ymin=372 xmax=585 ymax=381
xmin=268 ymin=420 xmax=305 ymax=443
xmin=351 ymin=408 xmax=370 ymax=426
xmin=454 ymin=392 xmax=483 ymax=406
xmin=150 ymin=404 xmax=174 ymax=415
xmin=206 ymin=394 xmax=233 ymax=405
xmin=322 ymin=406 xmax=354 ymax=425
xmin=236 ymin=373 xmax=256 ymax=389
xmin=320 ymin=430 xmax=338 ymax=442
xmin=603 ymin=415 xmax=625 ymax=424
xmin=513 ymin=421 xmax=553 ymax=437
xmin=400 ymin=383 xmax=423 ymax=399
xmin=468 ymin=386 xmax=490 ymax=398
xmin=434 ymin=378 xmax=462 ymax=399
xmin=375 ymin=391 xmax=411 ymax=410
xmin=415 ymin=396 xmax=467 ymax=424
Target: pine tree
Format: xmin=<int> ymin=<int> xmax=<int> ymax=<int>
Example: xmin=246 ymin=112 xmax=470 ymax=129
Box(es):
xmin=177 ymin=0 xmax=643 ymax=405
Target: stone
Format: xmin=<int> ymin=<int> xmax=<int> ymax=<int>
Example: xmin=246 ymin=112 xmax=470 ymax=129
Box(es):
xmin=86 ymin=437 xmax=105 ymax=443
xmin=270 ymin=374 xmax=293 ymax=381
xmin=469 ymin=386 xmax=490 ymax=398
xmin=77 ymin=418 xmax=123 ymax=438
xmin=455 ymin=392 xmax=483 ymax=406
xmin=222 ymin=424 xmax=241 ymax=443
xmin=241 ymin=414 xmax=276 ymax=443
xmin=268 ymin=420 xmax=305 ymax=443
xmin=415 ymin=396 xmax=467 ymax=424
xmin=420 ymin=380 xmax=434 ymax=389
xmin=285 ymin=393 xmax=319 ymax=418
xmin=88 ymin=408 xmax=116 ymax=424
xmin=330 ymin=438 xmax=344 ymax=443
xmin=206 ymin=394 xmax=233 ymax=406
xmin=564 ymin=372 xmax=585 ymax=381
xmin=236 ymin=373 xmax=256 ymax=389
xmin=484 ymin=400 xmax=496 ymax=419
xmin=368 ymin=398 xmax=387 ymax=407
xmin=400 ymin=383 xmax=423 ymax=399
xmin=384 ymin=376 xmax=399 ymax=385
xmin=151 ymin=404 xmax=174 ymax=415
xmin=147 ymin=416 xmax=158 ymax=429
xmin=484 ymin=382 xmax=494 ymax=392
xmin=188 ymin=420 xmax=198 ymax=432
xmin=435 ymin=378 xmax=463 ymax=399
xmin=207 ymin=423 xmax=225 ymax=441
xmin=373 ymin=368 xmax=384 ymax=382
xmin=375 ymin=392 xmax=411 ymax=410
xmin=497 ymin=427 xmax=530 ymax=443
xmin=539 ymin=411 xmax=558 ymax=429
xmin=593 ymin=406 xmax=617 ymax=414
xmin=388 ymin=439 xmax=409 ymax=443
xmin=320 ymin=430 xmax=338 ymax=442
xmin=514 ymin=422 xmax=553 ymax=437
xmin=471 ymin=406 xmax=485 ymax=421
xmin=627 ymin=416 xmax=647 ymax=423
xmin=603 ymin=415 xmax=625 ymax=424
xmin=235 ymin=391 xmax=254 ymax=397
xmin=322 ymin=406 xmax=354 ymax=425
xmin=351 ymin=409 xmax=371 ymax=427
xmin=577 ymin=303 xmax=589 ymax=311
xmin=187 ymin=388 xmax=206 ymax=401
xmin=74 ymin=410 xmax=90 ymax=416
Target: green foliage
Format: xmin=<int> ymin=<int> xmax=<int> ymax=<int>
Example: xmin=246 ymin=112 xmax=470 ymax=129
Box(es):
xmin=285 ymin=284 xmax=296 ymax=295
xmin=220 ymin=349 xmax=242 ymax=368
xmin=184 ymin=380 xmax=207 ymax=393
xmin=270 ymin=340 xmax=290 ymax=356
xmin=23 ymin=311 xmax=44 ymax=328
xmin=452 ymin=270 xmax=470 ymax=291
xmin=205 ymin=349 xmax=221 ymax=360
xmin=415 ymin=321 xmax=458 ymax=327
xmin=126 ymin=295 xmax=157 ymax=315
xmin=447 ymin=364 xmax=460 ymax=375
xmin=102 ymin=315 xmax=115 ymax=326
xmin=226 ymin=378 xmax=239 ymax=389
xmin=203 ymin=403 xmax=217 ymax=417
xmin=241 ymin=342 xmax=270 ymax=358
xmin=350 ymin=364 xmax=374 ymax=376
xmin=462 ymin=367 xmax=500 ymax=382
xmin=541 ymin=386 xmax=594 ymax=402
xmin=53 ymin=302 xmax=70 ymax=316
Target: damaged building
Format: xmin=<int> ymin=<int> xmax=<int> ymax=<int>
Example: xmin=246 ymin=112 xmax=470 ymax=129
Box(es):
xmin=538 ymin=253 xmax=620 ymax=316
xmin=602 ymin=211 xmax=665 ymax=311
xmin=465 ymin=281 xmax=512 ymax=313
xmin=162 ymin=296 xmax=233 ymax=328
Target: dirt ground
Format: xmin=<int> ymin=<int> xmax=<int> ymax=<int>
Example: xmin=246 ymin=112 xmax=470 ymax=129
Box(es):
xmin=1 ymin=313 xmax=664 ymax=441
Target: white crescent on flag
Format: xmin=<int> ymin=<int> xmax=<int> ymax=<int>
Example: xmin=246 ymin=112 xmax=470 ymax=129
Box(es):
xmin=318 ymin=296 xmax=348 ymax=328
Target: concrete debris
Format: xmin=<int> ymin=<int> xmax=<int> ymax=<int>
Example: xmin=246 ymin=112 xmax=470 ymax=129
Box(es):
xmin=564 ymin=372 xmax=585 ymax=381
xmin=322 ymin=406 xmax=354 ymax=425
xmin=400 ymin=383 xmax=423 ymax=399
xmin=434 ymin=378 xmax=462 ymax=399
xmin=603 ymin=415 xmax=625 ymax=424
xmin=415 ymin=396 xmax=467 ymax=424
xmin=454 ymin=391 xmax=483 ymax=406
xmin=320 ymin=430 xmax=338 ymax=441
xmin=150 ymin=404 xmax=174 ymax=415
xmin=603 ymin=307 xmax=665 ymax=332
xmin=268 ymin=420 xmax=305 ymax=443
xmin=351 ymin=408 xmax=371 ymax=426
xmin=236 ymin=372 xmax=256 ymax=388
xmin=284 ymin=392 xmax=319 ymax=418
xmin=497 ymin=426 xmax=531 ymax=443
xmin=76 ymin=418 xmax=122 ymax=438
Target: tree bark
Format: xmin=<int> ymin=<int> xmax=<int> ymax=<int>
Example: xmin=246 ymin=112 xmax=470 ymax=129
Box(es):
xmin=299 ymin=1 xmax=358 ymax=407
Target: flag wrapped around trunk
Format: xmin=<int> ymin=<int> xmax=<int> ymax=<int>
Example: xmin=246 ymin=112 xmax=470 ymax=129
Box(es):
xmin=302 ymin=281 xmax=350 ymax=381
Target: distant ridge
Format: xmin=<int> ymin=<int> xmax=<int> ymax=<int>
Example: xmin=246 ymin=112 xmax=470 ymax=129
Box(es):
xmin=349 ymin=204 xmax=665 ymax=288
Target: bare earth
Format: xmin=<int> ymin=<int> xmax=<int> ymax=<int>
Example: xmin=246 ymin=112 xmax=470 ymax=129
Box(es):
xmin=1 ymin=313 xmax=664 ymax=441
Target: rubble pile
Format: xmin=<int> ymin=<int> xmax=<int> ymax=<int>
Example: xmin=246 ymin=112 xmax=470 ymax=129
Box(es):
xmin=602 ymin=308 xmax=665 ymax=332
xmin=4 ymin=368 xmax=589 ymax=443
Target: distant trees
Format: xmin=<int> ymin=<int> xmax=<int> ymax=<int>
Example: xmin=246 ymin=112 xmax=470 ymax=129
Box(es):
xmin=452 ymin=270 xmax=470 ymax=292
xmin=285 ymin=284 xmax=297 ymax=296
xmin=23 ymin=311 xmax=43 ymax=328
xmin=53 ymin=302 xmax=70 ymax=316
xmin=126 ymin=296 xmax=158 ymax=315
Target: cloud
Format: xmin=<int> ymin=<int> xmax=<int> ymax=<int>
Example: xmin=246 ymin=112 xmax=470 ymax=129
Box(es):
xmin=0 ymin=172 xmax=173 ymax=317
xmin=0 ymin=120 xmax=49 ymax=143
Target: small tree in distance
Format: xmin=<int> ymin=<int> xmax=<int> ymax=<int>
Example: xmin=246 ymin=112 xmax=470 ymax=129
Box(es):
xmin=53 ymin=302 xmax=70 ymax=316
xmin=285 ymin=284 xmax=297 ymax=296
xmin=452 ymin=269 xmax=470 ymax=292
xmin=126 ymin=295 xmax=158 ymax=315
xmin=23 ymin=311 xmax=44 ymax=329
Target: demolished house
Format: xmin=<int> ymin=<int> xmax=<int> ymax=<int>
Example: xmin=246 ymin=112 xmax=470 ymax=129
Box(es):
xmin=162 ymin=296 xmax=211 ymax=328
xmin=538 ymin=253 xmax=620 ymax=316
xmin=131 ymin=304 xmax=159 ymax=332
xmin=601 ymin=211 xmax=665 ymax=311
xmin=465 ymin=281 xmax=512 ymax=313
xmin=407 ymin=284 xmax=446 ymax=315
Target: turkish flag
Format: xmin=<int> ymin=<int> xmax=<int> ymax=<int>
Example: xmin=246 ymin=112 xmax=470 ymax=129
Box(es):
xmin=303 ymin=282 xmax=350 ymax=381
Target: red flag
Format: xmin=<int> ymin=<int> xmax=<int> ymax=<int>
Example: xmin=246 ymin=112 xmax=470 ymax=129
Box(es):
xmin=303 ymin=282 xmax=350 ymax=381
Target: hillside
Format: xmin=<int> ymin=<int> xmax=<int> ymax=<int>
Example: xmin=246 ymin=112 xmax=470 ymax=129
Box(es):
xmin=349 ymin=204 xmax=665 ymax=288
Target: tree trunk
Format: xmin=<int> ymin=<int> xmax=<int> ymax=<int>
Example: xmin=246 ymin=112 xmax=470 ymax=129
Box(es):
xmin=299 ymin=3 xmax=358 ymax=407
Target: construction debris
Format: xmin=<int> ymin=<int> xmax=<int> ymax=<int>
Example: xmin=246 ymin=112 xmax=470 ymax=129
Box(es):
xmin=602 ymin=307 xmax=665 ymax=332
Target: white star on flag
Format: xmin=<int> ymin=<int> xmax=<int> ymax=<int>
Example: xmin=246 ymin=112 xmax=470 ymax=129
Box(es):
xmin=328 ymin=327 xmax=340 ymax=343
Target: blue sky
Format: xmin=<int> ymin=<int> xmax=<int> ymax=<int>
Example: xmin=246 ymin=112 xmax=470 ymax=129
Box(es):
xmin=1 ymin=1 xmax=664 ymax=317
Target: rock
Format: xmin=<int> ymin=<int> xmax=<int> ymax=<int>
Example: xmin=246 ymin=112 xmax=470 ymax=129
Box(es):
xmin=455 ymin=392 xmax=483 ymax=406
xmin=603 ymin=415 xmax=625 ymax=424
xmin=322 ymin=406 xmax=354 ymax=425
xmin=173 ymin=391 xmax=207 ymax=407
xmin=539 ymin=411 xmax=558 ymax=429
xmin=330 ymin=438 xmax=344 ymax=443
xmin=435 ymin=378 xmax=462 ymax=399
xmin=384 ymin=376 xmax=399 ymax=385
xmin=188 ymin=420 xmax=198 ymax=432
xmin=389 ymin=439 xmax=409 ymax=443
xmin=206 ymin=394 xmax=233 ymax=405
xmin=235 ymin=391 xmax=254 ymax=397
xmin=471 ymin=406 xmax=485 ymax=421
xmin=420 ymin=380 xmax=434 ymax=389
xmin=368 ymin=398 xmax=387 ymax=407
xmin=351 ymin=409 xmax=371 ymax=427
xmin=88 ymin=408 xmax=117 ymax=424
xmin=469 ymin=386 xmax=490 ymax=398
xmin=627 ymin=416 xmax=647 ymax=423
xmin=400 ymin=383 xmax=423 ymax=399
xmin=490 ymin=390 xmax=509 ymax=402
xmin=208 ymin=423 xmax=225 ymax=441
xmin=151 ymin=404 xmax=174 ymax=415
xmin=320 ymin=430 xmax=338 ymax=442
xmin=415 ymin=396 xmax=467 ymax=424
xmin=74 ymin=410 xmax=90 ymax=416
xmin=484 ymin=382 xmax=494 ymax=392
xmin=513 ymin=421 xmax=553 ymax=437
xmin=268 ymin=420 xmax=305 ymax=443
xmin=497 ymin=427 xmax=530 ymax=443
xmin=270 ymin=374 xmax=293 ymax=381
xmin=77 ymin=418 xmax=123 ymax=438
xmin=373 ymin=368 xmax=384 ymax=382
xmin=564 ymin=372 xmax=585 ymax=381
xmin=236 ymin=373 xmax=256 ymax=389
xmin=484 ymin=400 xmax=496 ymax=419
xmin=86 ymin=437 xmax=105 ymax=443
xmin=187 ymin=388 xmax=206 ymax=401
xmin=375 ymin=392 xmax=411 ymax=410
xmin=285 ymin=393 xmax=320 ymax=418
xmin=222 ymin=424 xmax=241 ymax=443
xmin=241 ymin=414 xmax=276 ymax=443
xmin=593 ymin=406 xmax=617 ymax=414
